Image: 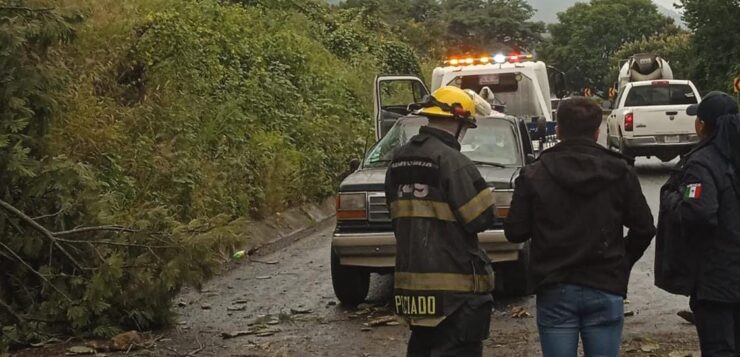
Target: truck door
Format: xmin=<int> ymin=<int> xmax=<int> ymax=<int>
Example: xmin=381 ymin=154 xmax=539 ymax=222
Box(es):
xmin=374 ymin=75 xmax=429 ymax=140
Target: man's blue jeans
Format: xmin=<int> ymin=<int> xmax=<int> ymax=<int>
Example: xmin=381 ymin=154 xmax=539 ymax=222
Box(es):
xmin=536 ymin=284 xmax=624 ymax=357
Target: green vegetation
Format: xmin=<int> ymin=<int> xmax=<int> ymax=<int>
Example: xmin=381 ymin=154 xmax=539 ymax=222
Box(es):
xmin=540 ymin=0 xmax=739 ymax=94
xmin=680 ymin=0 xmax=740 ymax=92
xmin=540 ymin=0 xmax=679 ymax=90
xmin=340 ymin=0 xmax=546 ymax=56
xmin=0 ymin=0 xmax=419 ymax=349
xmin=611 ymin=32 xmax=695 ymax=81
xmin=1 ymin=0 xmax=737 ymax=350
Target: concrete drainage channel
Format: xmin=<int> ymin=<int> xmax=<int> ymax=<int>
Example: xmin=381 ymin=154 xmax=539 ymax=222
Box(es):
xmin=235 ymin=197 xmax=336 ymax=260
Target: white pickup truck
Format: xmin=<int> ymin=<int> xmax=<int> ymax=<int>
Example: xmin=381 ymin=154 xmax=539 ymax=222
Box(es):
xmin=606 ymin=80 xmax=701 ymax=162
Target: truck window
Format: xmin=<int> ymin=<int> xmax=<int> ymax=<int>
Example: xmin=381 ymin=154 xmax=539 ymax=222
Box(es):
xmin=624 ymin=84 xmax=698 ymax=107
xmin=447 ymin=72 xmax=544 ymax=119
xmin=379 ymin=80 xmax=426 ymax=109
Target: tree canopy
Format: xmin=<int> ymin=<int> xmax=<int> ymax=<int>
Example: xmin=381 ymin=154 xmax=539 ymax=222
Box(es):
xmin=0 ymin=0 xmax=420 ymax=349
xmin=679 ymin=0 xmax=740 ymax=91
xmin=340 ymin=0 xmax=545 ymax=57
xmin=611 ymin=32 xmax=695 ymax=83
xmin=540 ymin=0 xmax=679 ymax=90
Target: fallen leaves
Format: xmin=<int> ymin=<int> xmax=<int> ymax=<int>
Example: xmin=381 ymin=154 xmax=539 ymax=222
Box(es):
xmin=366 ymin=315 xmax=398 ymax=327
xmin=510 ymin=306 xmax=530 ymax=318
xmin=221 ymin=326 xmax=281 ymax=339
xmin=66 ymin=346 xmax=95 ymax=355
xmin=641 ymin=342 xmax=660 ymax=353
xmin=110 ymin=330 xmax=145 ymax=351
xmin=64 ymin=331 xmax=158 ymax=355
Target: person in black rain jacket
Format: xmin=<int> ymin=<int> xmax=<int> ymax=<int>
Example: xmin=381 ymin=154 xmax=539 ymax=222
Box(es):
xmin=504 ymin=97 xmax=656 ymax=357
xmin=656 ymin=91 xmax=740 ymax=356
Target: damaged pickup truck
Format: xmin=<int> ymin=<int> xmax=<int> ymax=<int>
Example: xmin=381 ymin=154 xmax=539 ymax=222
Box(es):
xmin=330 ymin=76 xmax=536 ymax=305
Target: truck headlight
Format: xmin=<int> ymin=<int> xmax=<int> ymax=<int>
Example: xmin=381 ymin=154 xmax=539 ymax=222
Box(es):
xmin=336 ymin=192 xmax=368 ymax=220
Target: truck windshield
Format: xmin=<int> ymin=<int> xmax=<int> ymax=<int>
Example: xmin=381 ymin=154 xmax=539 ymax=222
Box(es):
xmin=447 ymin=72 xmax=544 ymax=118
xmin=624 ymin=84 xmax=698 ymax=107
xmin=364 ymin=117 xmax=522 ymax=168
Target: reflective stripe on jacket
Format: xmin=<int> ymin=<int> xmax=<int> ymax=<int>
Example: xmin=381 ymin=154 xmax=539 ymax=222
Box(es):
xmin=385 ymin=126 xmax=496 ymax=326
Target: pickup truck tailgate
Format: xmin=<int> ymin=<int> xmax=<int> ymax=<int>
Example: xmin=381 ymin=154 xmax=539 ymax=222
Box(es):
xmin=631 ymin=105 xmax=695 ymax=136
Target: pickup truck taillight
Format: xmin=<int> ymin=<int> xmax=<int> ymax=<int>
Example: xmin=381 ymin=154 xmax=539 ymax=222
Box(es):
xmin=336 ymin=193 xmax=367 ymax=220
xmin=493 ymin=190 xmax=513 ymax=219
xmin=624 ymin=113 xmax=634 ymax=132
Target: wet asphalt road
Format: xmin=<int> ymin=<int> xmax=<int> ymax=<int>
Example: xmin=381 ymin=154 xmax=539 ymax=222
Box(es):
xmin=160 ymin=128 xmax=700 ymax=356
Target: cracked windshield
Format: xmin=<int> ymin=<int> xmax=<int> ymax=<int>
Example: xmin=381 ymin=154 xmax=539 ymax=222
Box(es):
xmin=364 ymin=117 xmax=522 ymax=168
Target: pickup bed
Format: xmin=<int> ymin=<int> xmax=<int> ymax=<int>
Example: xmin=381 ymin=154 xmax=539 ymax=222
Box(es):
xmin=606 ymin=80 xmax=701 ymax=162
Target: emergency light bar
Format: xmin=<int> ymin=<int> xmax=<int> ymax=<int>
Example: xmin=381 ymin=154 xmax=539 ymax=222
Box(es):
xmin=444 ymin=53 xmax=534 ymax=66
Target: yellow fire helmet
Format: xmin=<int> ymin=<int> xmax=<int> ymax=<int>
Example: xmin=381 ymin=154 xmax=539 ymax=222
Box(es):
xmin=416 ymin=86 xmax=477 ymax=128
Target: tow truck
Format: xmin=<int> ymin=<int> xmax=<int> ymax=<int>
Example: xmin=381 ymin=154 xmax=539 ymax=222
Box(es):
xmin=376 ymin=53 xmax=558 ymax=141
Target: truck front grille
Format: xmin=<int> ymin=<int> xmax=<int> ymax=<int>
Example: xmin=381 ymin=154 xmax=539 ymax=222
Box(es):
xmin=368 ymin=193 xmax=391 ymax=222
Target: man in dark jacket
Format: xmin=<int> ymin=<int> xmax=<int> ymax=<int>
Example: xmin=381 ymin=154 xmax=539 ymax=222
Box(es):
xmin=385 ymin=86 xmax=496 ymax=357
xmin=656 ymin=91 xmax=740 ymax=356
xmin=504 ymin=97 xmax=656 ymax=357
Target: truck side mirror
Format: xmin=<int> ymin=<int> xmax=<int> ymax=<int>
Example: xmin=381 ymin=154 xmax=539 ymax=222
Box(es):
xmin=348 ymin=159 xmax=361 ymax=172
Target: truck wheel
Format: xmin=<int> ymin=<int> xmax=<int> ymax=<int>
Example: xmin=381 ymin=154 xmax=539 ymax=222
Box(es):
xmin=331 ymin=249 xmax=370 ymax=306
xmin=494 ymin=245 xmax=531 ymax=297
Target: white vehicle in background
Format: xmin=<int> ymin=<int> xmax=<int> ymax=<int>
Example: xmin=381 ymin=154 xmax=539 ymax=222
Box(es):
xmin=617 ymin=53 xmax=673 ymax=94
xmin=606 ymin=53 xmax=701 ymax=162
xmin=606 ymin=80 xmax=701 ymax=162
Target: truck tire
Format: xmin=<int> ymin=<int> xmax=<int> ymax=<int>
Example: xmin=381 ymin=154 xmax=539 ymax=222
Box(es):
xmin=494 ymin=245 xmax=531 ymax=297
xmin=331 ymin=249 xmax=370 ymax=306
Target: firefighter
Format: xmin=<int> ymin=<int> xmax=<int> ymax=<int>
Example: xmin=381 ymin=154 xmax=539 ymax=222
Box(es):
xmin=384 ymin=86 xmax=496 ymax=357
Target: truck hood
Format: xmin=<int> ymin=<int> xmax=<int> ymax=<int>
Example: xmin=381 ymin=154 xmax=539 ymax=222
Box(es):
xmin=339 ymin=166 xmax=519 ymax=192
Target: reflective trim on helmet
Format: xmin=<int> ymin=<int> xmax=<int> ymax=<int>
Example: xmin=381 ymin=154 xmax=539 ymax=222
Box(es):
xmin=395 ymin=272 xmax=494 ymax=293
xmin=390 ymin=199 xmax=456 ymax=222
xmin=456 ymin=189 xmax=496 ymax=225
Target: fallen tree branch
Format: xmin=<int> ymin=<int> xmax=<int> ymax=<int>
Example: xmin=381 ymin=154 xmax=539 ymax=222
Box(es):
xmin=0 ymin=199 xmax=84 ymax=272
xmin=0 ymin=6 xmax=55 ymax=13
xmin=55 ymin=237 xmax=175 ymax=249
xmin=32 ymin=208 xmax=64 ymax=221
xmin=0 ymin=296 xmax=24 ymax=323
xmin=164 ymin=335 xmax=204 ymax=357
xmin=0 ymin=241 xmax=72 ymax=302
xmin=187 ymin=336 xmax=205 ymax=357
xmin=20 ymin=315 xmax=65 ymax=324
xmin=54 ymin=225 xmax=138 ymax=237
xmin=0 ymin=210 xmax=25 ymax=234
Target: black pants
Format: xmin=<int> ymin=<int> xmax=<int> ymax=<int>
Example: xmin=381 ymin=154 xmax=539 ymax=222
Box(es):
xmin=690 ymin=297 xmax=740 ymax=357
xmin=407 ymin=301 xmax=492 ymax=357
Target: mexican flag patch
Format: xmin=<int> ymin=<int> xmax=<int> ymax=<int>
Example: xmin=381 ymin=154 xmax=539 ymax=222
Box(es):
xmin=684 ymin=183 xmax=703 ymax=199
